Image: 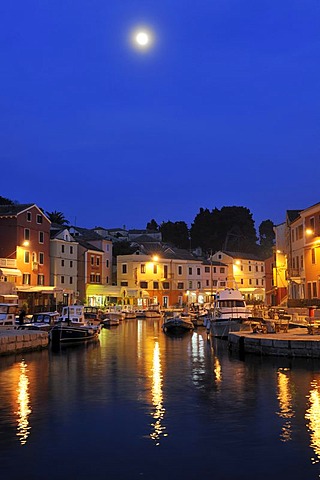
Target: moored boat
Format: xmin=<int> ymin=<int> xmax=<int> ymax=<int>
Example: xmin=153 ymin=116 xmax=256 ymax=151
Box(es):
xmin=209 ymin=288 xmax=252 ymax=339
xmin=145 ymin=304 xmax=163 ymax=318
xmin=162 ymin=313 xmax=194 ymax=334
xmin=50 ymin=305 xmax=101 ymax=345
xmin=0 ymin=303 xmax=18 ymax=330
xmin=18 ymin=311 xmax=60 ymax=332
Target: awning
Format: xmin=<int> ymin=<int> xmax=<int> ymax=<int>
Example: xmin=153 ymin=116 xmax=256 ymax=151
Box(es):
xmin=0 ymin=268 xmax=22 ymax=277
xmin=16 ymin=286 xmax=63 ymax=294
xmin=86 ymin=285 xmax=122 ymax=297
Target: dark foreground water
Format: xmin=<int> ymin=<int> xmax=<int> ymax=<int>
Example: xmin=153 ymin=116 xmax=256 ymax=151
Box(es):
xmin=1 ymin=319 xmax=320 ymax=480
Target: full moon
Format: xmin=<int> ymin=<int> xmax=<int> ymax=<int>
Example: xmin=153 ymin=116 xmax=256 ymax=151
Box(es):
xmin=136 ymin=31 xmax=149 ymax=46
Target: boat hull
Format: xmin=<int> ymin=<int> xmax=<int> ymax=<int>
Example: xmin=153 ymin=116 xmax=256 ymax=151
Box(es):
xmin=162 ymin=318 xmax=194 ymax=334
xmin=210 ymin=319 xmax=251 ymax=339
xmin=50 ymin=323 xmax=100 ymax=345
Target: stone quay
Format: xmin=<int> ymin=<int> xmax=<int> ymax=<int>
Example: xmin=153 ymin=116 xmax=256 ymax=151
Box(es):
xmin=228 ymin=328 xmax=320 ymax=358
xmin=0 ymin=330 xmax=49 ymax=356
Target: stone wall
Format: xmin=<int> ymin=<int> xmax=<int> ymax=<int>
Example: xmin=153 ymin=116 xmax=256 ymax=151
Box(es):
xmin=0 ymin=330 xmax=49 ymax=356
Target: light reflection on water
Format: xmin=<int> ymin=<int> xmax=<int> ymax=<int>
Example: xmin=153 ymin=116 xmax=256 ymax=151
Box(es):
xmin=1 ymin=323 xmax=320 ymax=479
xmin=306 ymin=380 xmax=320 ymax=465
xmin=277 ymin=368 xmax=294 ymax=442
xmin=15 ymin=360 xmax=32 ymax=445
xmin=149 ymin=340 xmax=166 ymax=445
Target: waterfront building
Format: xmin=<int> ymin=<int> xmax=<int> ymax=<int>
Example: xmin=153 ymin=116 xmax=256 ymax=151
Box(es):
xmin=0 ymin=203 xmax=59 ymax=311
xmin=50 ymin=226 xmax=79 ymax=306
xmin=211 ymin=250 xmax=265 ymax=303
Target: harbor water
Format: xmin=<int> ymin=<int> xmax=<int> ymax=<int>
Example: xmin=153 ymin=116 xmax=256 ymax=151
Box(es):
xmin=1 ymin=318 xmax=320 ymax=480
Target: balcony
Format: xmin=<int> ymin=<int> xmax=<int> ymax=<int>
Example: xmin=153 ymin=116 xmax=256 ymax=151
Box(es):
xmin=0 ymin=258 xmax=17 ymax=268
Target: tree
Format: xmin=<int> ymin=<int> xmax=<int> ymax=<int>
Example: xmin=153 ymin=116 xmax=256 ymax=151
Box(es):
xmin=46 ymin=210 xmax=70 ymax=225
xmin=146 ymin=219 xmax=159 ymax=231
xmin=159 ymin=221 xmax=190 ymax=249
xmin=258 ymin=219 xmax=275 ymax=259
xmin=112 ymin=241 xmax=137 ymax=257
xmin=0 ymin=195 xmax=15 ymax=205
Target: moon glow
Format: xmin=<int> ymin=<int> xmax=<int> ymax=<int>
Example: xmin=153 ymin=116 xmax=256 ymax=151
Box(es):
xmin=136 ymin=32 xmax=149 ymax=46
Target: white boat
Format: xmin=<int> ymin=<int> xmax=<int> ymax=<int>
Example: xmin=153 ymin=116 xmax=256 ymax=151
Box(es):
xmin=18 ymin=311 xmax=60 ymax=332
xmin=103 ymin=307 xmax=126 ymax=322
xmin=0 ymin=303 xmax=18 ymax=330
xmin=121 ymin=306 xmax=137 ymax=320
xmin=145 ymin=304 xmax=163 ymax=318
xmin=209 ymin=288 xmax=252 ymax=339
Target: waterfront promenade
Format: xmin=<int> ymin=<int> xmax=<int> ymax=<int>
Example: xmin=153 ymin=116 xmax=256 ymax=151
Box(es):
xmin=0 ymin=330 xmax=48 ymax=356
xmin=228 ymin=327 xmax=320 ymax=358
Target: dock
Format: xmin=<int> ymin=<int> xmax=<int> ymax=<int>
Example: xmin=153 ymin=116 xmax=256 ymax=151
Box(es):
xmin=228 ymin=327 xmax=320 ymax=358
xmin=0 ymin=330 xmax=49 ymax=356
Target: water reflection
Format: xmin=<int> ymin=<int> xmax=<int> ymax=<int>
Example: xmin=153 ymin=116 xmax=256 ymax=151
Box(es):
xmin=306 ymin=379 xmax=320 ymax=464
xmin=276 ymin=368 xmax=294 ymax=442
xmin=150 ymin=340 xmax=166 ymax=446
xmin=15 ymin=360 xmax=31 ymax=445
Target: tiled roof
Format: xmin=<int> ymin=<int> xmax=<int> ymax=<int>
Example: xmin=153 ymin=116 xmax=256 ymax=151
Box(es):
xmin=0 ymin=203 xmax=35 ymax=216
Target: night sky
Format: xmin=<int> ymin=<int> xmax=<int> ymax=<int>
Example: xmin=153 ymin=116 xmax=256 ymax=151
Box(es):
xmin=1 ymin=1 xmax=320 ymax=231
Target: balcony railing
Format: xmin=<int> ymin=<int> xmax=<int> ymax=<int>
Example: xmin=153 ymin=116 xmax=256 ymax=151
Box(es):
xmin=0 ymin=258 xmax=17 ymax=268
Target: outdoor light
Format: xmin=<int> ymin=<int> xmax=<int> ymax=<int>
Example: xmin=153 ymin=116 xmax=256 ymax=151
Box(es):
xmin=306 ymin=229 xmax=314 ymax=236
xmin=22 ymin=241 xmax=30 ymax=247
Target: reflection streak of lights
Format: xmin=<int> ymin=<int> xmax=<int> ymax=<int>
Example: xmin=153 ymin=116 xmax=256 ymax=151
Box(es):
xmin=15 ymin=360 xmax=32 ymax=445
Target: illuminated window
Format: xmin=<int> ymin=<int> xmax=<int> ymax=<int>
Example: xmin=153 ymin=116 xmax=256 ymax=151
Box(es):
xmin=37 ymin=275 xmax=44 ymax=285
xmin=22 ymin=274 xmax=31 ymax=285
xmin=141 ymin=264 xmax=146 ymax=273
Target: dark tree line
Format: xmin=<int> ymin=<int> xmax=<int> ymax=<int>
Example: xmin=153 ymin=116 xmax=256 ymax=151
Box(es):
xmin=147 ymin=206 xmax=275 ymax=259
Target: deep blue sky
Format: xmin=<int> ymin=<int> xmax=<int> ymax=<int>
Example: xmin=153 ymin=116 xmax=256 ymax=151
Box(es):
xmin=1 ymin=1 xmax=320 ymax=231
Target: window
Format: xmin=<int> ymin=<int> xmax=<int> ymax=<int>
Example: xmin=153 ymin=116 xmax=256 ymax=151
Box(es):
xmin=188 ymin=267 xmax=192 ymax=275
xmin=122 ymin=264 xmax=127 ymax=274
xmin=310 ymin=217 xmax=315 ymax=231
xmin=70 ymin=246 xmax=73 ymax=254
xmin=27 ymin=211 xmax=31 ymax=222
xmin=312 ymin=248 xmax=316 ymax=265
xmin=36 ymin=214 xmax=43 ymax=224
xmin=61 ymin=276 xmax=65 ymax=284
xmin=189 ymin=281 xmax=192 ymax=288
xmin=178 ymin=266 xmax=182 ymax=275
xmin=220 ymin=267 xmax=225 ymax=273
xmin=249 ymin=279 xmax=252 ymax=285
xmin=261 ymin=265 xmax=264 ymax=272
xmin=96 ymin=274 xmax=101 ymax=283
xmin=177 ymin=282 xmax=184 ymax=289
xmin=106 ymin=260 xmax=109 ymax=268
xmin=256 ymin=266 xmax=258 ymax=272
xmin=256 ymin=279 xmax=259 ymax=285
xmin=213 ymin=267 xmax=216 ymax=273
xmin=313 ymin=282 xmax=317 ymax=298
xmin=301 ymin=255 xmax=303 ymax=268
xmin=24 ymin=251 xmax=30 ymax=263
xmin=141 ymin=264 xmax=146 ymax=273
xmin=140 ymin=281 xmax=148 ymax=288
xmin=153 ymin=264 xmax=157 ymax=274
xmin=39 ymin=231 xmax=44 ymax=243
xmin=61 ymin=245 xmax=65 ymax=253
xmin=22 ymin=273 xmax=31 ymax=285
xmin=90 ymin=274 xmax=95 ymax=282
xmin=69 ymin=277 xmax=73 ymax=284
xmin=205 ymin=267 xmax=210 ymax=273
xmin=96 ymin=257 xmax=100 ymax=266
xmin=91 ymin=256 xmax=94 ymax=266
xmin=70 ymin=261 xmax=73 ymax=268
xmin=24 ymin=228 xmax=30 ymax=241
xmin=240 ymin=279 xmax=244 ymax=284
xmin=121 ymin=281 xmax=128 ymax=286
xmin=197 ymin=267 xmax=201 ymax=275
xmin=163 ymin=282 xmax=170 ymax=289
xmin=61 ymin=259 xmax=65 ymax=267
xmin=197 ymin=281 xmax=201 ymax=288
xmin=37 ymin=274 xmax=44 ymax=285
xmin=153 ymin=282 xmax=159 ymax=289
xmin=248 ymin=266 xmax=252 ymax=272
xmin=39 ymin=252 xmax=44 ymax=265
xmin=164 ymin=265 xmax=168 ymax=278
